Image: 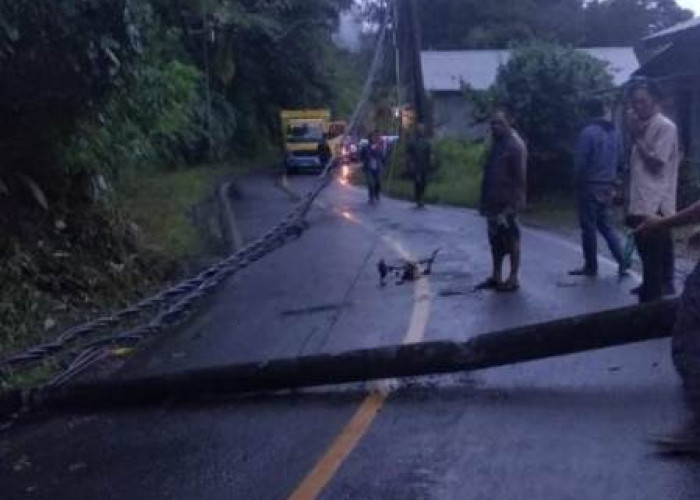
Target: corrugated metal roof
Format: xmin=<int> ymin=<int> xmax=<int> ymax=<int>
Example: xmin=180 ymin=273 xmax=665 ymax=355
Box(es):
xmin=421 ymin=50 xmax=510 ymax=92
xmin=583 ymin=47 xmax=640 ymax=85
xmin=421 ymin=47 xmax=639 ymax=92
xmin=643 ymin=16 xmax=700 ymax=42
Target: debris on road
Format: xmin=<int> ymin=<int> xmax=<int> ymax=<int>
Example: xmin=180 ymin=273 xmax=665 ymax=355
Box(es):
xmin=378 ymin=249 xmax=440 ymax=286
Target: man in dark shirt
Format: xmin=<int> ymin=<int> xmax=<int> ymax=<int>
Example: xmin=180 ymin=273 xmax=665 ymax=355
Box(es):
xmin=407 ymin=123 xmax=432 ymax=208
xmin=476 ymin=109 xmax=527 ymax=293
xmin=569 ymin=98 xmax=628 ymax=277
xmin=360 ymin=131 xmax=384 ymax=204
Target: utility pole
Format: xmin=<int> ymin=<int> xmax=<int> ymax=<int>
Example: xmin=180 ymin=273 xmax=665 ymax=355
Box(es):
xmin=396 ymin=0 xmax=428 ymax=129
xmin=392 ymin=0 xmax=402 ymax=132
xmin=407 ymin=0 xmax=427 ymax=125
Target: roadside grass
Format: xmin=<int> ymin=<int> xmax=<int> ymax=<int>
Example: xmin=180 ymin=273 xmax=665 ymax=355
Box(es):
xmin=118 ymin=164 xmax=234 ymax=259
xmin=366 ymin=138 xmax=579 ymax=237
xmin=119 ymin=151 xmax=278 ymax=258
xmin=1 ymin=156 xmax=272 ymax=390
xmin=357 ymin=138 xmax=485 ymax=208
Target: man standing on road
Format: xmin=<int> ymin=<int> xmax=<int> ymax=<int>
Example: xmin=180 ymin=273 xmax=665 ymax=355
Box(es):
xmin=476 ymin=109 xmax=527 ymax=293
xmin=407 ymin=123 xmax=432 ymax=209
xmin=626 ymin=80 xmax=680 ymax=303
xmin=361 ymin=131 xmax=385 ymax=204
xmin=569 ymin=98 xmax=628 ymax=277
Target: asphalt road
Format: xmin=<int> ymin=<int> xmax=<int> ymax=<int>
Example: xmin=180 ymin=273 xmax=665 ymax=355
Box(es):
xmin=2 ymin=170 xmax=698 ymax=499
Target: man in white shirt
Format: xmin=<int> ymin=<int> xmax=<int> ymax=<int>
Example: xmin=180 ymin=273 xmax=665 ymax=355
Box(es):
xmin=626 ymin=80 xmax=680 ymax=303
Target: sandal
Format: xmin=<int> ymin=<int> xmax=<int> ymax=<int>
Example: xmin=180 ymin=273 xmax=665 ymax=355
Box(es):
xmin=474 ymin=277 xmax=499 ymax=291
xmin=652 ymin=433 xmax=700 ymax=457
xmin=496 ymin=281 xmax=520 ymax=293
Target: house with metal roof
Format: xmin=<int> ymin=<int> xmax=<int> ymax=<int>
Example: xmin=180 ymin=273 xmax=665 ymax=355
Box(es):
xmin=421 ymin=48 xmax=639 ymax=138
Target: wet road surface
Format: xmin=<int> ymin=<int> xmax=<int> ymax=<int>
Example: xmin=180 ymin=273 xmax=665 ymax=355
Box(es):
xmin=2 ymin=171 xmax=698 ymax=499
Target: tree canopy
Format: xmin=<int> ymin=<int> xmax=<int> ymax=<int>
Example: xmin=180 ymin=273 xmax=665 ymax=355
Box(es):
xmin=0 ymin=0 xmax=363 ymax=359
xmin=418 ymin=0 xmax=693 ymax=49
xmin=0 ymin=0 xmax=355 ymax=207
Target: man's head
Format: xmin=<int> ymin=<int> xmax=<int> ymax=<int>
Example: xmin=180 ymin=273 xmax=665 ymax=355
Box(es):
xmin=583 ymin=97 xmax=606 ymax=119
xmin=370 ymin=130 xmax=381 ymax=145
xmin=490 ymin=109 xmax=512 ymax=140
xmin=629 ymin=79 xmax=661 ymax=121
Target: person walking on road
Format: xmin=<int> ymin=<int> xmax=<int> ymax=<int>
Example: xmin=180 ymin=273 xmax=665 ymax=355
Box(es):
xmin=626 ymin=80 xmax=680 ymax=303
xmin=407 ymin=123 xmax=432 ymax=208
xmin=569 ymin=98 xmax=628 ymax=277
xmin=361 ymin=131 xmax=385 ymax=204
xmin=476 ymin=109 xmax=528 ymax=293
xmin=636 ymin=203 xmax=700 ymax=453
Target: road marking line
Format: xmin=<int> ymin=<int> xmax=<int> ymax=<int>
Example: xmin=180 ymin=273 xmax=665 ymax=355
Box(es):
xmin=285 ymin=195 xmax=432 ymax=500
xmin=284 ymin=177 xmax=638 ymax=500
xmin=286 ymin=390 xmax=386 ymax=500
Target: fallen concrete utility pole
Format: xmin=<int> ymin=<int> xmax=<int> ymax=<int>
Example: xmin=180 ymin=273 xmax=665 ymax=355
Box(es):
xmin=34 ymin=298 xmax=677 ymax=410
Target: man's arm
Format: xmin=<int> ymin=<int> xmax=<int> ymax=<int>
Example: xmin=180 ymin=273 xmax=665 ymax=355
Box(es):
xmin=573 ymin=128 xmax=592 ymax=183
xmin=635 ymin=120 xmax=677 ymax=173
xmin=509 ymin=142 xmax=527 ymax=189
xmin=613 ymin=129 xmax=624 ymax=180
xmin=405 ymin=141 xmax=416 ymax=172
xmin=635 ymin=138 xmax=664 ymax=172
xmin=360 ymin=144 xmax=369 ymax=166
xmin=636 ymin=198 xmax=700 ymax=236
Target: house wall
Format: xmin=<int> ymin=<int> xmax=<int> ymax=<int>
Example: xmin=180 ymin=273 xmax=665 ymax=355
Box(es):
xmin=668 ymin=76 xmax=700 ymax=171
xmin=656 ymin=75 xmax=700 ymax=207
xmin=690 ymin=77 xmax=700 ymax=171
xmin=430 ymin=92 xmax=487 ymax=139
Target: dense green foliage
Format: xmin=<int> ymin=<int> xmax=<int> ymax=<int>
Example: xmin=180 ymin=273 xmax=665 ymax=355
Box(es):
xmin=0 ymin=0 xmax=354 ymax=209
xmin=0 ymin=0 xmax=357 ymax=361
xmin=469 ymin=45 xmax=614 ymax=194
xmin=418 ymin=0 xmax=693 ymax=49
xmin=0 ymin=1 xmax=140 ymax=185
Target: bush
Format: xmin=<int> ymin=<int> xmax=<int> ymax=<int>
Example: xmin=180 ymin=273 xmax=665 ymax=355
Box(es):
xmin=468 ymin=43 xmax=614 ymax=195
xmin=429 ymin=138 xmax=484 ymax=206
xmin=62 ymin=58 xmax=201 ymax=179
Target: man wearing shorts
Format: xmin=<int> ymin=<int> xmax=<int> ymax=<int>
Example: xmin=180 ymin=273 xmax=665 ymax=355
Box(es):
xmin=476 ymin=109 xmax=528 ymax=293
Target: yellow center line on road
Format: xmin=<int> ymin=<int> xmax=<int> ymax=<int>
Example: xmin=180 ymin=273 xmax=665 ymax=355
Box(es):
xmin=286 ymin=194 xmax=432 ymax=500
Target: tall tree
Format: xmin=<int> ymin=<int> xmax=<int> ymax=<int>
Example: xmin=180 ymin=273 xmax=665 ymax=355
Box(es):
xmin=168 ymin=0 xmax=353 ymax=149
xmin=416 ymin=0 xmax=693 ymax=49
xmin=583 ymin=0 xmax=693 ymax=46
xmin=418 ymin=0 xmax=584 ymax=49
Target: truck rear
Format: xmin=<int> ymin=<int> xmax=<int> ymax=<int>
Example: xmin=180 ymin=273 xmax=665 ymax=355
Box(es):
xmin=280 ymin=110 xmax=346 ymax=174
